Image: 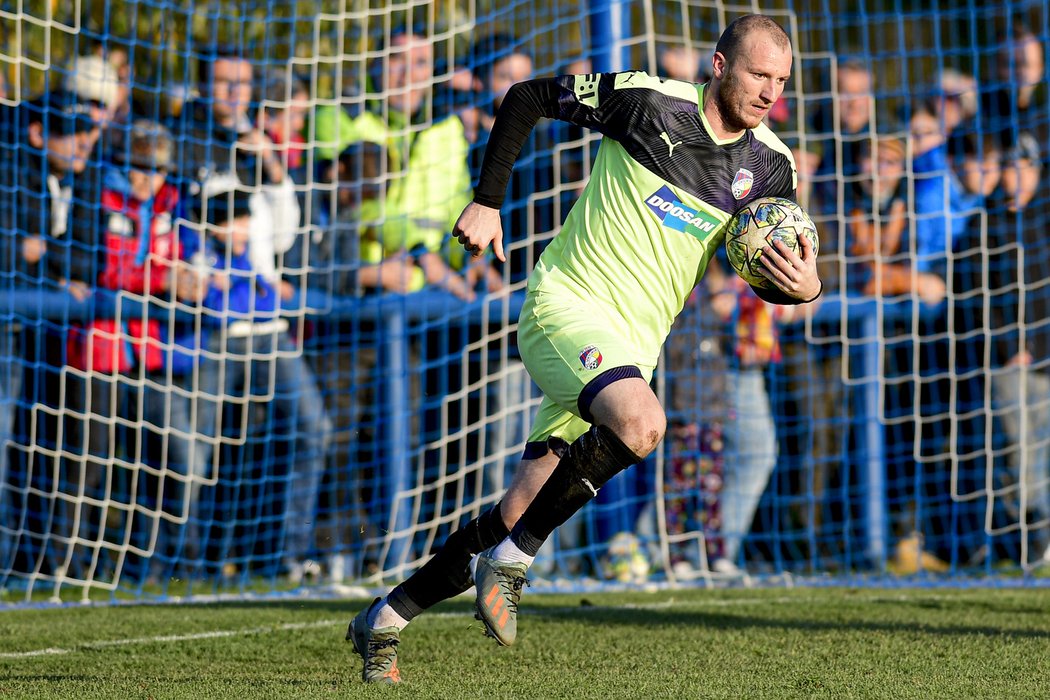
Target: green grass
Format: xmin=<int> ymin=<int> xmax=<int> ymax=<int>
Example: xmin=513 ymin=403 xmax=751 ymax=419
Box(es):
xmin=2 ymin=587 xmax=1050 ymax=699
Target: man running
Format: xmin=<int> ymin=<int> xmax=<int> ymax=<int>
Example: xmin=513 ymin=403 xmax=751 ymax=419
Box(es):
xmin=349 ymin=14 xmax=821 ymax=683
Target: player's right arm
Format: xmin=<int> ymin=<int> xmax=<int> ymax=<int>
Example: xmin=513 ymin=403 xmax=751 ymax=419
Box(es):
xmin=456 ymin=72 xmax=655 ymax=258
xmin=455 ymin=77 xmax=561 ymax=259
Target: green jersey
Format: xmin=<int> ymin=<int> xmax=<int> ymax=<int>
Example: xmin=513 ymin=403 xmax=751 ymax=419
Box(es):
xmin=524 ymin=72 xmax=797 ymax=367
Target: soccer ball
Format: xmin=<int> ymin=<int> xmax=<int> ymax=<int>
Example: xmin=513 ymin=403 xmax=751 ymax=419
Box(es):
xmin=724 ymin=197 xmax=819 ymax=289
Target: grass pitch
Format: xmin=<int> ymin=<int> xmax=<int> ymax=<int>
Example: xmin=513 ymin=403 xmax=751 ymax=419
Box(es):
xmin=2 ymin=587 xmax=1049 ymax=699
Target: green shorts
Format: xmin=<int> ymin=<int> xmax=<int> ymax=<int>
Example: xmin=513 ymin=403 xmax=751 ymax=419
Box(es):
xmin=517 ymin=292 xmax=656 ymax=451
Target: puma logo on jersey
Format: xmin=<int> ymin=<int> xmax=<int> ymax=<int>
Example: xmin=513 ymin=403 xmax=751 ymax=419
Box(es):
xmin=581 ymin=479 xmax=599 ymax=497
xmin=659 ymin=131 xmax=683 ymax=157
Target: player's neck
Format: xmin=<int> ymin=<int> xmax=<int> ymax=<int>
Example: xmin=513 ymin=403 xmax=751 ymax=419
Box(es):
xmin=701 ymin=86 xmax=746 ymax=141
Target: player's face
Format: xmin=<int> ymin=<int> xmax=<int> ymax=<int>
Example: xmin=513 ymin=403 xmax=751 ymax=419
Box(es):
xmin=714 ymin=33 xmax=792 ymax=132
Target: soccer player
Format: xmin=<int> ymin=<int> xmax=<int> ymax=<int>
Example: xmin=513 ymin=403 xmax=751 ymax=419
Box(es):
xmin=348 ymin=14 xmax=821 ymax=683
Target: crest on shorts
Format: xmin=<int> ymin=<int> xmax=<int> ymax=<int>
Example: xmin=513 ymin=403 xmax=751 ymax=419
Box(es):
xmin=731 ymin=168 xmax=754 ymax=200
xmin=579 ymin=345 xmax=603 ymax=370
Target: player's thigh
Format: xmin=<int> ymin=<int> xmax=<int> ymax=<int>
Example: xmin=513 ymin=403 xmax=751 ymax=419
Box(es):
xmin=517 ymin=292 xmax=651 ymax=417
xmin=525 ymin=394 xmax=591 ymax=447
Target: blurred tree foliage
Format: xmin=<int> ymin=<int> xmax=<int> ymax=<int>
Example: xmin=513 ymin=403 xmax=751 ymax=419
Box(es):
xmin=2 ymin=0 xmax=482 ymax=101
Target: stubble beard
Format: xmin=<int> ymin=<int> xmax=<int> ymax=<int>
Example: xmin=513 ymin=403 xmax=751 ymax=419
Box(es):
xmin=716 ymin=71 xmax=762 ymax=132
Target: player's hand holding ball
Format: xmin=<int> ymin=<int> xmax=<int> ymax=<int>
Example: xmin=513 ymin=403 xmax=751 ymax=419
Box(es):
xmin=725 ymin=197 xmax=821 ymax=301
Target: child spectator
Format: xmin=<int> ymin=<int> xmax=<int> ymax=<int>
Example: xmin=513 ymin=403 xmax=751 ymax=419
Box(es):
xmin=847 ymin=136 xmax=938 ymax=301
xmin=66 ymin=120 xmax=218 ymax=580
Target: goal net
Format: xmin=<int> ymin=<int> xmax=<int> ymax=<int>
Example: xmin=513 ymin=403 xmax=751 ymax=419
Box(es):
xmin=0 ymin=0 xmax=1047 ymax=604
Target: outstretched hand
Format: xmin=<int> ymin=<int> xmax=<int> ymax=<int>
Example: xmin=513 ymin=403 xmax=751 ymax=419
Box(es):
xmin=759 ymin=232 xmax=821 ymax=301
xmin=453 ymin=202 xmax=506 ymax=263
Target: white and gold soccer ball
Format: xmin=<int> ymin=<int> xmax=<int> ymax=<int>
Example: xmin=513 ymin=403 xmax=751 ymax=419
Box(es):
xmin=725 ymin=197 xmax=819 ymax=289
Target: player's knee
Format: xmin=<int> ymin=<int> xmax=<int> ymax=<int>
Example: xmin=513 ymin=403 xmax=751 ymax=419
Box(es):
xmin=614 ymin=409 xmax=666 ymax=458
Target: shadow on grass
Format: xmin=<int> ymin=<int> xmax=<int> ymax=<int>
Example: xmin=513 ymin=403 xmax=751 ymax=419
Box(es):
xmin=120 ymin=595 xmax=1050 ymax=641
xmin=531 ymin=602 xmax=1050 ymax=641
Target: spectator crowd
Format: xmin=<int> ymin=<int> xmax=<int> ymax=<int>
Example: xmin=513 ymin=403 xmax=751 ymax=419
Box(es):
xmin=0 ymin=19 xmax=1046 ymax=595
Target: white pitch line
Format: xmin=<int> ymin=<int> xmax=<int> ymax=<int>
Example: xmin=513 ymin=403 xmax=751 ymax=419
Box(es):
xmin=0 ymin=618 xmax=344 ymax=659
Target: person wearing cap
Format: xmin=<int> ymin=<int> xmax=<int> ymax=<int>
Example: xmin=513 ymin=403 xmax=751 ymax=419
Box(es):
xmin=186 ymin=178 xmax=331 ymax=581
xmin=0 ymin=89 xmax=104 ymax=579
xmin=64 ymin=53 xmax=123 ymax=126
xmin=20 ymin=89 xmax=104 ymax=301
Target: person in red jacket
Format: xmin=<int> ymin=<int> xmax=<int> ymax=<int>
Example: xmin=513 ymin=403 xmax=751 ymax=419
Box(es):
xmin=61 ymin=120 xmax=214 ymax=583
xmin=76 ymin=121 xmax=182 ymax=374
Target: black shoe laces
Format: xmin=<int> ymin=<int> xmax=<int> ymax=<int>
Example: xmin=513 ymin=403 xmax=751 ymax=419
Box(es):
xmin=494 ymin=568 xmax=530 ymax=614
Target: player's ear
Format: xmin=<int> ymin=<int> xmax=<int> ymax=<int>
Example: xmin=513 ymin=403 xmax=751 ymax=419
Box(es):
xmin=711 ymin=51 xmax=728 ymax=80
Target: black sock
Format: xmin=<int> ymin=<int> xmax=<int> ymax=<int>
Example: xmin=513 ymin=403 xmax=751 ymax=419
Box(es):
xmin=387 ymin=504 xmax=509 ymax=620
xmin=511 ymin=424 xmax=641 ymax=556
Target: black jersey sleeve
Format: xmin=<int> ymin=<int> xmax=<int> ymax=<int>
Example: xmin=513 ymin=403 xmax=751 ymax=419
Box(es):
xmin=473 ymin=72 xmax=666 ymax=208
xmin=751 ymin=279 xmax=822 ymax=305
xmin=473 ymin=78 xmax=562 ymax=209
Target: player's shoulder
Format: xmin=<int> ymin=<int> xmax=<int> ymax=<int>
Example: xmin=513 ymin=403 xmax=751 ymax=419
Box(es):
xmin=749 ymin=121 xmax=796 ymax=169
xmin=610 ymin=71 xmax=700 ymax=104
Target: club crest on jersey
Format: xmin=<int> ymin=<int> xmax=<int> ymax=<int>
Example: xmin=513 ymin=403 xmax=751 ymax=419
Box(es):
xmin=579 ymin=345 xmax=603 ymax=370
xmin=644 ymin=186 xmax=720 ymax=237
xmin=732 ymin=168 xmax=754 ymax=200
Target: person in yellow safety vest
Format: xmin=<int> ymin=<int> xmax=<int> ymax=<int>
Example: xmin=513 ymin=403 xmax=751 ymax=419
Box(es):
xmin=313 ymin=27 xmax=501 ymax=301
